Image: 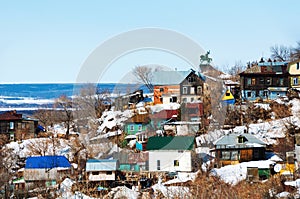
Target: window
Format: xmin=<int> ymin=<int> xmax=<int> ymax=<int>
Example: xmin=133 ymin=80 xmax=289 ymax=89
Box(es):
xmin=190 ymin=98 xmax=194 ymax=102
xmin=253 ymin=149 xmax=260 ymax=160
xmin=293 ymin=77 xmax=299 ymax=85
xmin=92 ymin=171 xmax=99 ymax=175
xmin=251 ymin=78 xmax=256 ymax=85
xmin=129 ymin=125 xmax=134 ymax=131
xmin=221 ymin=151 xmax=231 ymax=160
xmin=106 ymin=171 xmax=112 ymax=175
xmin=188 ymin=76 xmax=195 ymax=83
xmin=231 ymin=151 xmax=239 ymax=160
xmin=266 ymin=78 xmax=271 ymax=85
xmin=138 ymin=125 xmax=142 ymax=131
xmin=247 ymin=92 xmax=252 ymax=98
xmin=9 ymin=122 xmax=14 ymax=130
xmin=174 ymin=160 xmax=179 ymax=167
xmin=259 ymin=78 xmax=264 ymax=85
xmin=170 ymin=96 xmax=177 ymax=103
xmin=279 ymin=78 xmax=284 ymax=86
xmin=160 ymin=87 xmax=164 ymax=92
xmin=157 ymin=160 xmax=161 ymax=170
xmin=183 ymin=87 xmax=187 ymax=94
xmin=297 ymin=62 xmax=300 ymax=70
xmin=190 ymin=87 xmax=195 ymax=94
xmin=246 ymin=78 xmax=251 ymax=86
xmin=182 ymin=98 xmax=187 ymax=103
xmin=197 ymin=86 xmax=202 ymax=94
xmin=237 ymin=136 xmax=247 ymax=143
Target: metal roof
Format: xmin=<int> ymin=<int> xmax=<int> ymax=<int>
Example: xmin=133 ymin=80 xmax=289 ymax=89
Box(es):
xmin=146 ymin=136 xmax=194 ymax=150
xmin=214 ymin=133 xmax=266 ymax=148
xmin=25 ymin=155 xmax=71 ymax=169
xmin=86 ymin=159 xmax=118 ymax=171
xmin=152 ymin=71 xmax=191 ymax=85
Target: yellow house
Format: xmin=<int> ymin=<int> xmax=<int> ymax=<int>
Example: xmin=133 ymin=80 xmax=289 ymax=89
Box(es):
xmin=288 ymin=59 xmax=300 ymax=90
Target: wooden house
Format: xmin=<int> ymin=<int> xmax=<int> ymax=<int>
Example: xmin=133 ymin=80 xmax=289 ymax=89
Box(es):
xmin=152 ymin=69 xmax=205 ymax=105
xmin=0 ymin=110 xmax=38 ymax=141
xmin=240 ymin=59 xmax=289 ymax=101
xmin=213 ymin=133 xmax=266 ymax=168
xmin=86 ymin=159 xmax=118 ymax=181
xmin=150 ymin=109 xmax=178 ymax=130
xmin=113 ymin=151 xmax=149 ymax=172
xmin=180 ymin=102 xmax=204 ymax=122
xmin=287 ymin=59 xmax=300 ymax=91
xmin=146 ymin=136 xmax=195 ymax=172
xmin=124 ymin=113 xmax=151 ymax=135
xmin=114 ymin=90 xmax=144 ymax=111
xmin=24 ymin=156 xmax=72 ymax=188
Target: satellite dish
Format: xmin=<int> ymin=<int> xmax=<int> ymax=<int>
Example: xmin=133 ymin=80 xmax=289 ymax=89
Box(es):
xmin=274 ymin=164 xmax=282 ymax=173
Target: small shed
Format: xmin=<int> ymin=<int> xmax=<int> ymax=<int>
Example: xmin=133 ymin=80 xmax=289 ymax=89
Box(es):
xmin=86 ymin=159 xmax=118 ymax=181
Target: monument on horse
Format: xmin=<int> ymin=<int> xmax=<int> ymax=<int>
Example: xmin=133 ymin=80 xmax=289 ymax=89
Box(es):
xmin=200 ymin=50 xmax=212 ymax=65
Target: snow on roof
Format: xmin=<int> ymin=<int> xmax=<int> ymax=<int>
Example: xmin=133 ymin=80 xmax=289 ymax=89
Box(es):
xmin=218 ymin=73 xmax=232 ymax=79
xmin=150 ymin=103 xmax=180 ymax=113
xmin=97 ymin=110 xmax=133 ymax=134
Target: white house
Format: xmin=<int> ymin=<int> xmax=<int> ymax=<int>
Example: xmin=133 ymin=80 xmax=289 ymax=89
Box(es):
xmin=146 ymin=136 xmax=194 ymax=172
xmin=86 ymin=159 xmax=118 ymax=181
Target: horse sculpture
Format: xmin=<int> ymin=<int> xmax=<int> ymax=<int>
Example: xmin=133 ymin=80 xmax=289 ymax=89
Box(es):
xmin=200 ymin=50 xmax=212 ymax=64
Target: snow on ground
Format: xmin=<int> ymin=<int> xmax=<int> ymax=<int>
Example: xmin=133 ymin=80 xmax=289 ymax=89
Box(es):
xmin=163 ymin=171 xmax=198 ymax=185
xmin=6 ymin=138 xmax=71 ymax=159
xmin=105 ymin=186 xmax=140 ymax=199
xmin=97 ymin=110 xmax=133 ymax=134
xmin=210 ymin=160 xmax=276 ymax=185
xmin=59 ymin=178 xmax=75 ymax=198
xmin=151 ymin=172 xmax=197 ymax=198
xmin=197 ymin=116 xmax=300 ymax=146
xmin=152 ymin=178 xmax=191 ymax=198
xmin=290 ymin=98 xmax=300 ymax=116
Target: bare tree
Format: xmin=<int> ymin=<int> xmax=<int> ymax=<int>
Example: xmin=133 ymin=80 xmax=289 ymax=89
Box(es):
xmin=291 ymin=41 xmax=300 ymax=61
xmin=0 ymin=147 xmax=17 ymax=198
xmin=270 ymin=44 xmax=291 ymax=61
xmin=75 ymin=84 xmax=111 ymax=120
xmin=132 ymin=65 xmax=154 ymax=92
xmin=54 ymin=95 xmax=73 ymax=137
xmin=33 ymin=109 xmax=55 ymax=128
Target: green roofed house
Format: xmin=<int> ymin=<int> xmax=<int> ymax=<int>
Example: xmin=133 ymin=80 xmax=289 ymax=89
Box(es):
xmin=146 ymin=136 xmax=195 ymax=172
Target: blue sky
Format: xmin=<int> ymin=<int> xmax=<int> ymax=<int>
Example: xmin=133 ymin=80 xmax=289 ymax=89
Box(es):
xmin=0 ymin=1 xmax=299 ymax=83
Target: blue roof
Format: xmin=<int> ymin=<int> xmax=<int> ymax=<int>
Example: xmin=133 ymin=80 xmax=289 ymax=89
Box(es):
xmin=25 ymin=155 xmax=71 ymax=169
